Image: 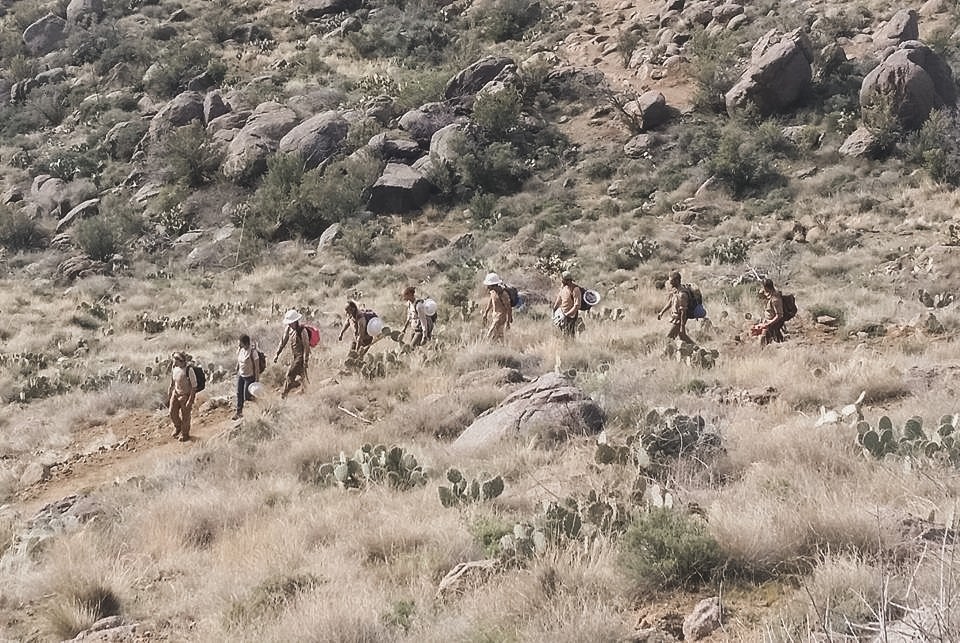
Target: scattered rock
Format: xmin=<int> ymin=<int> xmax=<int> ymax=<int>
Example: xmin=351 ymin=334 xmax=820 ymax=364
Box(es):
xmin=429 ymin=122 xmax=468 ymax=170
xmin=626 ymin=90 xmax=672 ymax=130
xmin=725 ymin=28 xmax=814 ymax=116
xmin=436 ymin=559 xmax=498 ymax=598
xmin=203 ymin=90 xmax=230 ymax=124
xmin=56 ymin=198 xmax=100 ymax=232
xmin=66 ymin=0 xmax=103 ymax=25
xmin=452 ymin=372 xmax=604 ymax=451
xmin=367 ymin=163 xmax=432 ymax=213
xmin=222 ymin=102 xmax=299 ymax=183
xmin=874 ymin=9 xmax=919 ymax=50
xmin=19 ymin=461 xmax=50 ymax=487
xmin=683 ymin=597 xmax=722 ymax=640
xmin=444 ymin=56 xmax=515 ymax=99
xmin=860 ymin=41 xmax=957 ymax=131
xmin=368 ymin=131 xmax=422 ymax=161
xmin=839 ymin=127 xmax=880 ymax=158
xmin=1 ymin=494 xmax=103 ymax=571
xmin=456 ymin=367 xmax=526 ymax=389
xmin=399 ymin=101 xmax=462 ymax=146
xmin=912 ymin=311 xmax=945 ymax=334
xmin=22 ymin=13 xmax=68 ymax=56
xmin=816 ymin=315 xmax=839 ymax=326
xmin=624 ymin=133 xmax=661 ymax=157
xmin=148 ymin=90 xmax=204 ymax=139
xmin=294 ymin=0 xmax=362 ymax=21
xmin=277 ymin=110 xmax=349 ymax=169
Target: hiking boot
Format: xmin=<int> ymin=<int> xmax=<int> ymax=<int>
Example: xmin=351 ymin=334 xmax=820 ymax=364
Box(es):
xmin=231 ymin=413 xmax=242 ymax=420
xmin=171 ymin=430 xmax=181 ymax=438
xmin=178 ymin=434 xmax=189 ymax=442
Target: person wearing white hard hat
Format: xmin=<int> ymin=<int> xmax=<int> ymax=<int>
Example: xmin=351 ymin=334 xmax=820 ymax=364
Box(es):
xmin=274 ymin=309 xmax=310 ymax=398
xmin=400 ymin=285 xmax=435 ymax=347
xmin=481 ymin=272 xmax=512 ymax=342
xmin=233 ymin=334 xmax=261 ymax=420
xmin=553 ymin=270 xmax=583 ymax=339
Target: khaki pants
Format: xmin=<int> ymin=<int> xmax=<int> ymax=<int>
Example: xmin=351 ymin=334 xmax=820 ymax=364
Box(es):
xmin=487 ymin=313 xmax=508 ymax=341
xmin=169 ymin=393 xmax=192 ymax=437
xmin=282 ymin=358 xmax=307 ymax=397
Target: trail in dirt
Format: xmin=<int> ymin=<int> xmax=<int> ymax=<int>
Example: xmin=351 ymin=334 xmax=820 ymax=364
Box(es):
xmin=13 ymin=404 xmax=234 ymax=517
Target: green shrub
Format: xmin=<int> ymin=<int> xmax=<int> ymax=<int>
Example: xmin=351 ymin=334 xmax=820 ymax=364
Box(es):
xmin=475 ymin=0 xmax=542 ymax=42
xmin=144 ymin=42 xmax=223 ymax=98
xmin=454 ymin=139 xmax=530 ymax=195
xmin=75 ymin=217 xmax=119 ymax=261
xmin=42 ymin=145 xmax=100 ymax=180
xmin=689 ymin=30 xmax=740 ymax=114
xmin=473 ymin=88 xmax=523 ymax=142
xmin=347 ymin=4 xmax=453 ymax=64
xmin=0 ymin=206 xmax=47 ymax=251
xmin=709 ymin=236 xmax=750 ymax=264
xmin=161 ymin=123 xmax=224 ymax=187
xmin=338 ymin=221 xmax=403 ymax=266
xmin=621 ymin=508 xmax=724 ymax=592
xmin=903 ymin=109 xmax=960 ymax=186
xmin=707 ymin=123 xmax=786 ymax=197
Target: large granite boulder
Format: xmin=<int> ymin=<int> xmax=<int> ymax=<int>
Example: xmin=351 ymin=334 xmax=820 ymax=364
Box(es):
xmin=294 ymin=0 xmax=362 ymax=20
xmin=860 ymin=41 xmax=957 ymax=131
xmin=367 ymin=163 xmax=431 ymax=213
xmin=429 ymin=123 xmax=468 ymax=169
xmin=874 ymin=9 xmax=919 ymax=50
xmin=444 ymin=56 xmax=516 ymax=99
xmin=222 ymin=102 xmax=298 ymax=183
xmin=452 ymin=372 xmax=604 ymax=451
xmin=66 ymin=0 xmax=103 ymax=24
xmin=22 ymin=13 xmax=68 ymax=56
xmin=368 ymin=131 xmax=421 ymax=161
xmin=277 ymin=110 xmax=349 ymax=169
xmin=725 ymin=28 xmax=814 ymax=116
xmin=203 ymin=90 xmax=230 ymax=124
xmin=399 ymin=101 xmax=461 ymax=146
xmin=147 ymin=90 xmax=204 ymax=139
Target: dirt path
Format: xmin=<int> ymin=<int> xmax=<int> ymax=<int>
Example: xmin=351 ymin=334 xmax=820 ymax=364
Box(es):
xmin=13 ymin=403 xmax=234 ymax=517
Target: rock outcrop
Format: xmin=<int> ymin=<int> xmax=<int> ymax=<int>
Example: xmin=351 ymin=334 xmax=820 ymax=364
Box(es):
xmin=444 ymin=56 xmax=515 ymax=99
xmin=367 ymin=163 xmax=431 ymax=213
xmin=452 ymin=372 xmax=604 ymax=451
xmin=725 ymin=28 xmax=814 ymax=116
xmin=277 ymin=110 xmax=349 ymax=169
xmin=860 ymin=41 xmax=957 ymax=131
xmin=222 ymin=102 xmax=298 ymax=183
xmin=399 ymin=102 xmax=461 ymax=147
xmin=22 ymin=13 xmax=68 ymax=56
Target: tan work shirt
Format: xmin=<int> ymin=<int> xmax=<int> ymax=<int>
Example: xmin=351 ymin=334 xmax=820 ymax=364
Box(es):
xmin=765 ymin=292 xmax=784 ymax=322
xmin=670 ymin=287 xmax=689 ymax=323
xmin=489 ymin=287 xmax=511 ymax=315
xmin=277 ymin=325 xmax=309 ymax=363
xmin=554 ymin=284 xmax=582 ymax=318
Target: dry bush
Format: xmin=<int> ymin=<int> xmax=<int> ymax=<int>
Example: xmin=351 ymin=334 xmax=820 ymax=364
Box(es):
xmin=773 ymin=553 xmax=903 ymax=638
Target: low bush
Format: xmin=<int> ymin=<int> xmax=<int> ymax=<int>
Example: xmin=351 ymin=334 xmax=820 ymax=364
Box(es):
xmin=474 ymin=0 xmax=542 ymax=42
xmin=621 ymin=508 xmax=724 ymax=593
xmin=161 ymin=123 xmax=224 ymax=188
xmin=74 ymin=217 xmax=119 ymax=261
xmin=0 ymin=206 xmax=47 ymax=251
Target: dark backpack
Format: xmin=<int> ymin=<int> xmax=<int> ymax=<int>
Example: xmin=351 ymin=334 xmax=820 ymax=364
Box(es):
xmin=502 ymin=285 xmax=521 ymax=308
xmin=781 ymin=293 xmax=797 ymax=321
xmin=190 ymin=365 xmax=206 ymax=392
xmin=256 ymin=349 xmax=267 ymax=373
xmin=683 ymin=284 xmax=706 ymax=319
xmin=577 ymin=285 xmax=596 ymax=311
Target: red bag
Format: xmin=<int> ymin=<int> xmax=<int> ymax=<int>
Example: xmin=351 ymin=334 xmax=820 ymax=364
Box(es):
xmin=304 ymin=325 xmax=321 ymax=347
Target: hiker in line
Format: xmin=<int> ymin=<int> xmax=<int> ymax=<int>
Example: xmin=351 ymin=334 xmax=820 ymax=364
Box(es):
xmin=552 ymin=270 xmax=582 ymax=339
xmin=757 ymin=278 xmax=785 ymax=346
xmin=657 ymin=271 xmax=693 ymax=344
xmin=481 ymin=272 xmax=512 ymax=342
xmin=400 ymin=286 xmax=433 ymax=347
xmin=168 ymin=351 xmax=195 ymax=442
xmin=274 ymin=309 xmax=310 ymax=398
xmin=338 ymin=300 xmax=375 ymax=358
xmin=234 ymin=334 xmax=260 ymax=420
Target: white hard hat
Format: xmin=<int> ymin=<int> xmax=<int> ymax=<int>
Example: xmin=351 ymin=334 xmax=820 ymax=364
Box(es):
xmin=248 ymin=382 xmax=265 ymax=397
xmin=422 ymin=298 xmax=437 ymax=315
xmin=282 ymin=309 xmax=302 ymax=325
xmin=483 ymin=272 xmax=503 ymax=286
xmin=366 ymin=316 xmax=384 ymax=336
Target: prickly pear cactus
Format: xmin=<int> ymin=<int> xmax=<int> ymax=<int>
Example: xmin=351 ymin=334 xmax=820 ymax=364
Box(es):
xmin=317 ymin=444 xmax=428 ymax=490
xmin=438 ymin=468 xmax=505 ymax=507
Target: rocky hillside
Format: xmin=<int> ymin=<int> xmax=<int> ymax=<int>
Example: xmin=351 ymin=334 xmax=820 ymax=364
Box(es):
xmin=4 ymin=0 xmax=960 ymax=639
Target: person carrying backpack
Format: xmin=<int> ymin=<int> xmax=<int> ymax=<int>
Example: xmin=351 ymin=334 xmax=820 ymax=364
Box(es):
xmin=274 ymin=309 xmax=310 ymax=398
xmin=552 ymin=270 xmax=582 ymax=339
xmin=657 ymin=271 xmax=693 ymax=344
xmin=234 ymin=334 xmax=261 ymax=420
xmin=168 ymin=351 xmax=195 ymax=441
xmin=338 ymin=300 xmax=376 ymax=357
xmin=400 ymin=286 xmax=434 ymax=347
xmin=481 ymin=272 xmax=513 ymax=342
xmin=757 ymin=278 xmax=786 ymax=346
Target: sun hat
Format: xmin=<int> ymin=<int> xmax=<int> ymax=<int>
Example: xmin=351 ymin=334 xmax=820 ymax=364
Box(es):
xmin=282 ymin=309 xmax=302 ymax=325
xmin=561 ymin=270 xmax=573 ymax=281
xmin=171 ymin=351 xmax=187 ymax=362
xmin=483 ymin=272 xmax=503 ymax=286
xmin=583 ymin=290 xmax=601 ymax=306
